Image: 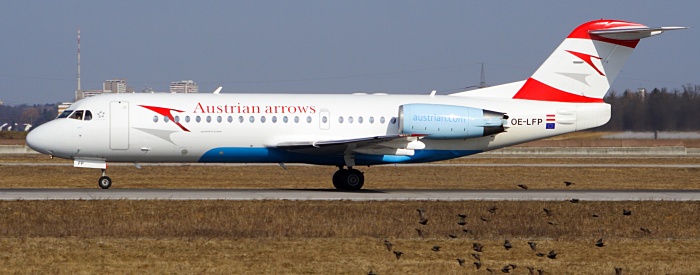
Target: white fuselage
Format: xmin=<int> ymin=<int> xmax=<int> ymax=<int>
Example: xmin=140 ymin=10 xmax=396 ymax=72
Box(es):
xmin=28 ymin=92 xmax=609 ymax=166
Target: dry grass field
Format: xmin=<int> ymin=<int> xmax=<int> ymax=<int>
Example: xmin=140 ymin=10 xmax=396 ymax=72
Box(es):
xmin=1 ymin=200 xmax=699 ymax=274
xmin=2 ymin=150 xmax=700 ymax=273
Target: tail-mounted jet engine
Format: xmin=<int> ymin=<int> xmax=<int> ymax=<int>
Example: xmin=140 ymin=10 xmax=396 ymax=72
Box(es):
xmin=399 ymin=104 xmax=507 ymax=139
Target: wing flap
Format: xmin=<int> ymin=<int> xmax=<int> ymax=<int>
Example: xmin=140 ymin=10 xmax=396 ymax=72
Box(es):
xmin=276 ymin=134 xmax=426 ymax=156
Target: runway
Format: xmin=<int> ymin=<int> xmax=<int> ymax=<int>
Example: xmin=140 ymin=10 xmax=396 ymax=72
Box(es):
xmin=1 ymin=188 xmax=699 ymax=201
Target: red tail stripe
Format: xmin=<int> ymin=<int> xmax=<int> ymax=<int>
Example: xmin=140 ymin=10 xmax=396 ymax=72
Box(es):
xmin=567 ymin=19 xmax=642 ymax=48
xmin=513 ymin=78 xmax=604 ymax=103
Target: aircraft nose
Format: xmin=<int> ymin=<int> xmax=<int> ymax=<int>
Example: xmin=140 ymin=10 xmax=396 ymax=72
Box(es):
xmin=26 ymin=123 xmax=53 ymax=155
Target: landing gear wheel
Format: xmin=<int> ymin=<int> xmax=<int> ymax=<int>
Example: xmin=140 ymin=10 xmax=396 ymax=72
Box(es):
xmin=98 ymin=176 xmax=112 ymax=189
xmin=332 ymin=168 xmax=364 ymax=190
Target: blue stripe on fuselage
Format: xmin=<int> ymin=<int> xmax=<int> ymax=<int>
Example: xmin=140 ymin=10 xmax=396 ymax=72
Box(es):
xmin=198 ymin=147 xmax=481 ymax=165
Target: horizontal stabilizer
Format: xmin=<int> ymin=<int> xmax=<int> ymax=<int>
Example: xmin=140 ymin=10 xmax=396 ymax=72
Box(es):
xmin=590 ymin=26 xmax=687 ymax=40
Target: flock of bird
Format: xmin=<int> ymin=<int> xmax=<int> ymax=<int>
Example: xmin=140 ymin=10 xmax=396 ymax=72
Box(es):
xmin=374 ymin=181 xmax=643 ymax=275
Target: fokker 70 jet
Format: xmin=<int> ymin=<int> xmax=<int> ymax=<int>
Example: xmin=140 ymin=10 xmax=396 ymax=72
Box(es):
xmin=27 ymin=19 xmax=684 ymax=190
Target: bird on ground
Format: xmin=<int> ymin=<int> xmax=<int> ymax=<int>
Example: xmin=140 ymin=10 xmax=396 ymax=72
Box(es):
xmin=565 ymin=181 xmax=575 ymax=186
xmin=473 ymin=242 xmax=484 ymax=252
xmin=501 ymin=265 xmax=512 ymax=273
xmin=480 ymin=216 xmax=491 ymax=222
xmin=504 ymin=239 xmax=513 ymax=250
xmin=458 ymin=218 xmax=467 ymax=226
xmin=537 ymin=269 xmax=545 ymax=275
xmin=383 ymin=240 xmax=393 ymax=251
xmin=458 ymin=213 xmax=467 ymax=218
xmin=623 ymin=209 xmax=632 ymax=216
xmin=640 ymin=227 xmax=652 ymax=234
xmin=570 ymin=198 xmax=580 ymax=203
xmin=595 ymin=238 xmax=605 ymax=247
xmin=486 ymin=268 xmax=496 ymax=273
xmin=517 ymin=184 xmax=529 ymax=190
xmin=592 ymin=213 xmax=600 ymax=217
xmin=415 ymin=228 xmax=424 ymax=238
xmin=448 ymin=234 xmax=458 ymax=239
xmin=535 ymin=252 xmax=545 ymax=257
xmin=471 ymin=253 xmax=481 ymax=261
xmin=615 ymin=267 xmax=623 ymax=275
xmin=527 ymin=266 xmax=536 ymax=275
xmin=528 ymin=241 xmax=537 ymax=251
xmin=547 ymin=250 xmax=557 ymax=259
xmin=474 ymin=261 xmax=482 ymax=270
xmin=393 ymin=250 xmax=404 ymax=260
xmin=417 ymin=208 xmax=428 ymax=224
xmin=368 ymin=269 xmax=377 ymax=275
xmin=543 ymin=208 xmax=553 ymax=216
xmin=548 ymin=221 xmax=559 ymax=226
xmin=431 ymin=245 xmax=441 ymax=252
xmin=463 ymin=228 xmax=474 ymax=234
xmin=488 ymin=206 xmax=498 ymax=213
xmin=457 ymin=258 xmax=466 ymax=267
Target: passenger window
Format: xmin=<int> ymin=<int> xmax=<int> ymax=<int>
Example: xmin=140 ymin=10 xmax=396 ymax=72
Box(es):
xmin=217 ymin=116 xmax=222 ymax=123
xmin=69 ymin=110 xmax=84 ymax=120
xmin=272 ymin=116 xmax=277 ymax=123
xmin=84 ymin=110 xmax=93 ymax=121
xmin=153 ymin=115 xmax=158 ymax=123
xmin=369 ymin=117 xmax=374 ymax=124
xmin=338 ymin=116 xmax=344 ymax=123
xmin=283 ymin=116 xmax=289 ymax=123
xmin=238 ymin=116 xmax=244 ymax=123
xmin=306 ymin=116 xmax=312 ymax=123
xmin=380 ymin=117 xmax=386 ymax=124
xmin=321 ymin=116 xmax=327 ymax=123
xmin=164 ymin=116 xmax=170 ymax=122
xmin=348 ymin=116 xmax=354 ymax=124
xmin=174 ymin=116 xmax=180 ymax=123
xmin=57 ymin=110 xmax=73 ymax=119
xmin=206 ymin=116 xmax=212 ymax=123
xmin=196 ymin=116 xmax=201 ymax=123
xmin=249 ymin=116 xmax=255 ymax=123
xmin=358 ymin=116 xmax=363 ymax=124
xmin=294 ymin=116 xmax=300 ymax=123
xmin=228 ymin=116 xmax=233 ymax=123
xmin=261 ymin=116 xmax=266 ymax=123
xmin=185 ymin=116 xmax=191 ymax=123
xmin=390 ymin=117 xmax=397 ymax=124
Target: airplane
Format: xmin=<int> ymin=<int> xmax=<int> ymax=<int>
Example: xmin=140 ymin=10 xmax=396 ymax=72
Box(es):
xmin=26 ymin=19 xmax=684 ymax=190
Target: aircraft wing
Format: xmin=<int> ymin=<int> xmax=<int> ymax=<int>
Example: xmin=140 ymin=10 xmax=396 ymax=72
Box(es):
xmin=276 ymin=134 xmax=427 ymax=156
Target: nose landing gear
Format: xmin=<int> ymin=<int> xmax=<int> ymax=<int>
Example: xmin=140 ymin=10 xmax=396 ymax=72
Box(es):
xmin=98 ymin=169 xmax=112 ymax=189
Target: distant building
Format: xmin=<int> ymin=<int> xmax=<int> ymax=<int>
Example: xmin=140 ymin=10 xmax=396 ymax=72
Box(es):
xmin=103 ymin=78 xmax=128 ymax=94
xmin=170 ymin=80 xmax=198 ymax=93
xmin=58 ymin=102 xmax=73 ymax=115
xmin=75 ymin=78 xmax=134 ymax=101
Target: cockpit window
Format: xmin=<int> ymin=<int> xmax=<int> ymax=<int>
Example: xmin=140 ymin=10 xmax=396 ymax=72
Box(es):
xmin=57 ymin=110 xmax=73 ymax=119
xmin=69 ymin=110 xmax=84 ymax=120
xmin=84 ymin=110 xmax=93 ymax=121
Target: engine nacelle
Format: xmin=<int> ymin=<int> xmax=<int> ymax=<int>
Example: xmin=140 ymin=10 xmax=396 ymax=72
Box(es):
xmin=399 ymin=104 xmax=507 ymax=139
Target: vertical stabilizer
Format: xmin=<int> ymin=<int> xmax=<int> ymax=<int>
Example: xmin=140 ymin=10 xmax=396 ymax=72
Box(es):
xmin=513 ymin=20 xmax=685 ymax=103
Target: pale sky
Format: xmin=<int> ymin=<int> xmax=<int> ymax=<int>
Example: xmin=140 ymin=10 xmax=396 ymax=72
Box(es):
xmin=0 ymin=1 xmax=696 ymax=105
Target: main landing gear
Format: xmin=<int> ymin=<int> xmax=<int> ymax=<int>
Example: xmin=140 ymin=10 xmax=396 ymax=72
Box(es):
xmin=332 ymin=167 xmax=365 ymax=190
xmin=98 ymin=169 xmax=112 ymax=189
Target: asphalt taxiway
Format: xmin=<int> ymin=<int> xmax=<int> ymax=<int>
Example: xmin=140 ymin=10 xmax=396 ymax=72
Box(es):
xmin=0 ymin=188 xmax=699 ymax=201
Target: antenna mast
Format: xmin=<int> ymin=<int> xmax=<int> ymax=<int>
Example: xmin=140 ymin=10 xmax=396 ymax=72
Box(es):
xmin=479 ymin=63 xmax=486 ymax=88
xmin=77 ymin=28 xmax=81 ymax=91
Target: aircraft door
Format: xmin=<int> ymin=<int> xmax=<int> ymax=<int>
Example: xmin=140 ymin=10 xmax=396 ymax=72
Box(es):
xmin=110 ymin=101 xmax=130 ymax=150
xmin=319 ymin=110 xmax=330 ymax=130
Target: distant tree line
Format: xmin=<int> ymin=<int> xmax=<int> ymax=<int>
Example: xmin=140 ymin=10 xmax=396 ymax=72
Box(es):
xmin=1 ymin=86 xmax=699 ymax=132
xmin=0 ymin=104 xmax=57 ymax=131
xmin=600 ymin=85 xmax=700 ymax=131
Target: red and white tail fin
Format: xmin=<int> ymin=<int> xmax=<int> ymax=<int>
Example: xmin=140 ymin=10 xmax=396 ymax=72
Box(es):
xmin=512 ymin=19 xmax=685 ymax=103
